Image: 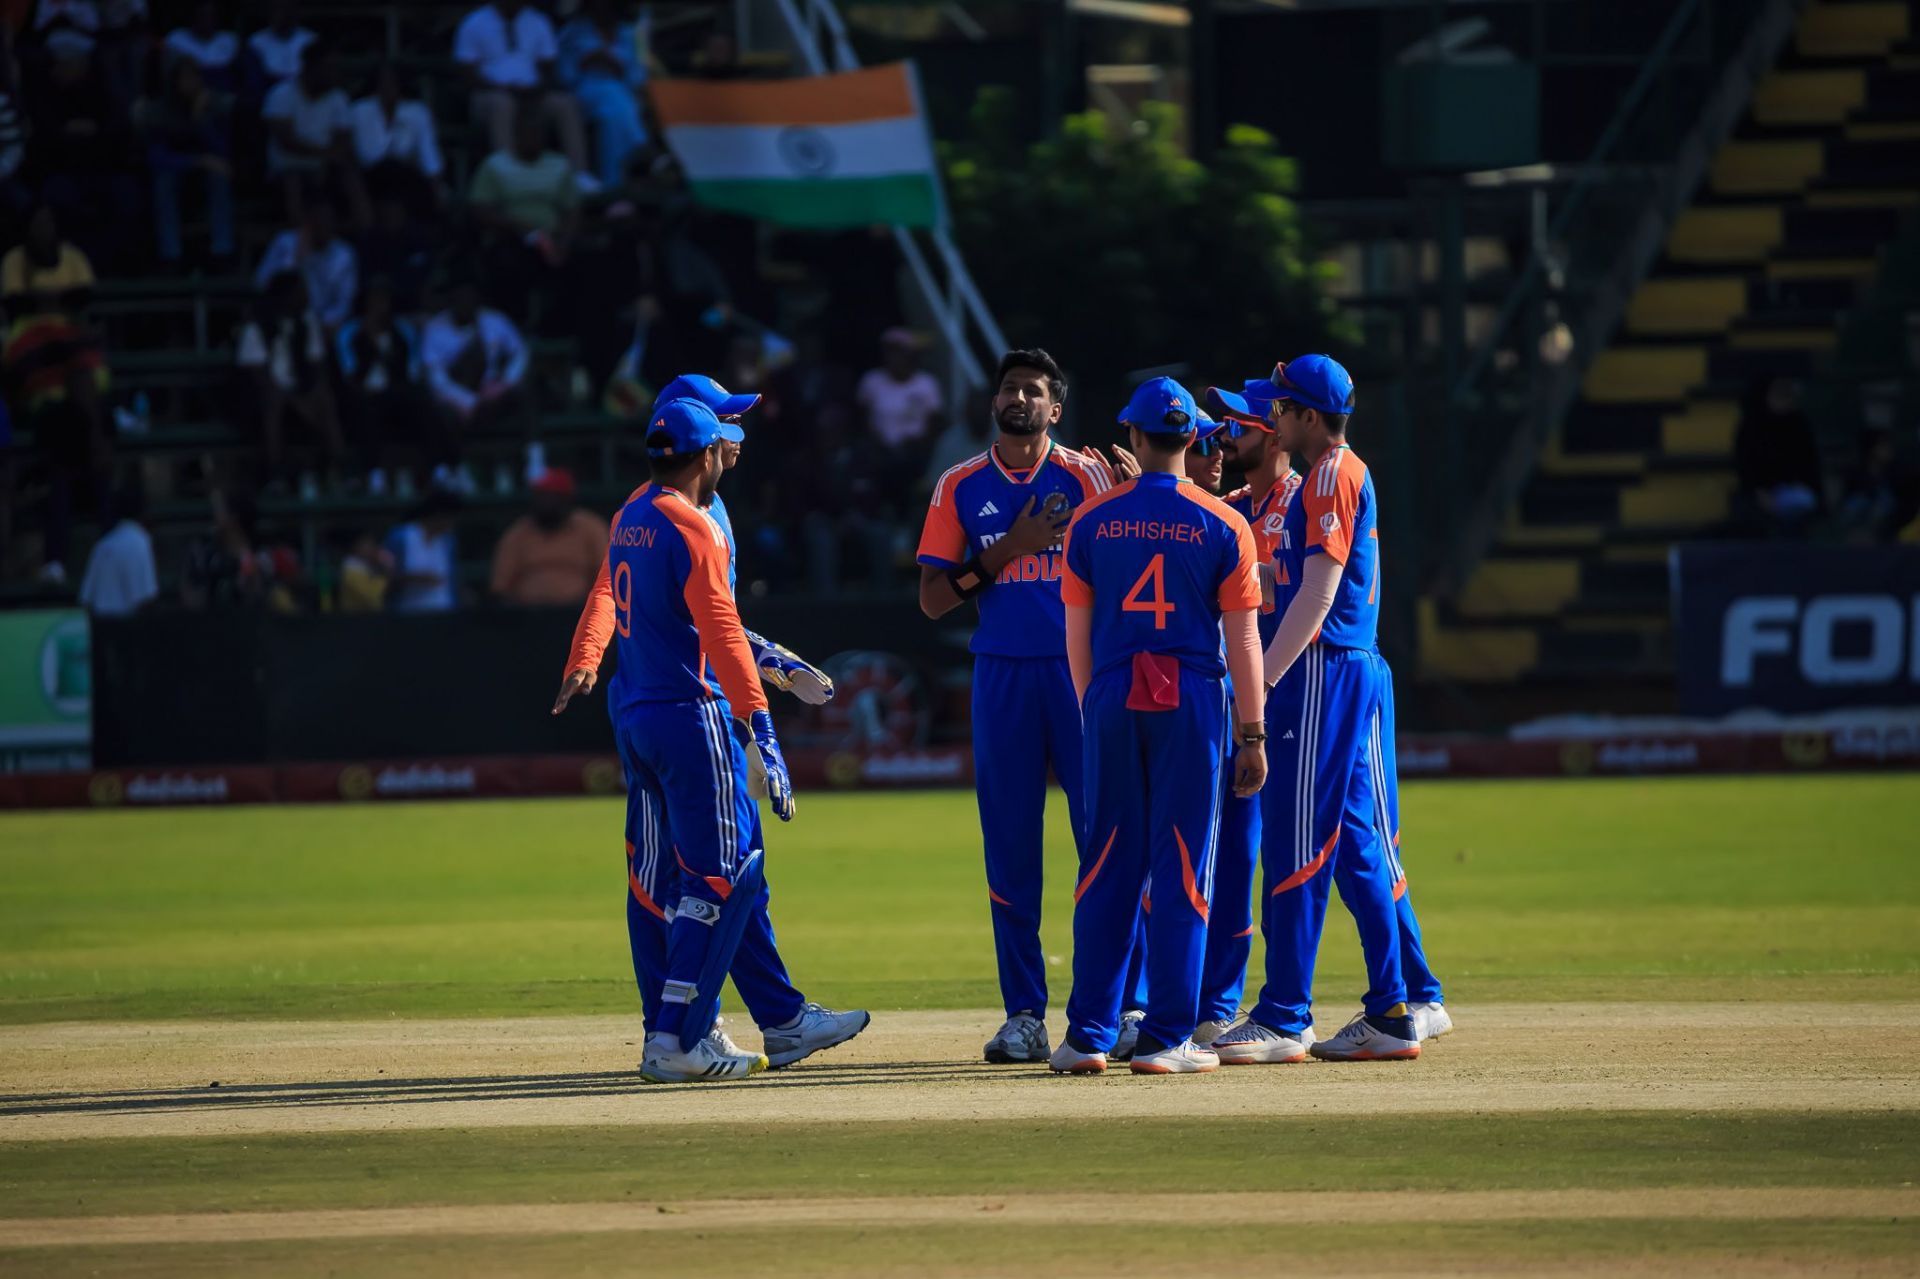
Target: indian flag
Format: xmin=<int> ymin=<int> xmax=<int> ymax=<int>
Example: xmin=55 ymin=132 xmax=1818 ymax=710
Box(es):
xmin=649 ymin=63 xmax=945 ymax=230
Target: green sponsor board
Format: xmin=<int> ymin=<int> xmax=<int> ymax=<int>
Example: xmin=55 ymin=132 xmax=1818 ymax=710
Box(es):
xmin=0 ymin=609 xmax=90 ymax=769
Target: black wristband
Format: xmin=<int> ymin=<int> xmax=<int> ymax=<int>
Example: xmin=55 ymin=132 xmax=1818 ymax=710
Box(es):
xmin=948 ymin=555 xmax=991 ymax=600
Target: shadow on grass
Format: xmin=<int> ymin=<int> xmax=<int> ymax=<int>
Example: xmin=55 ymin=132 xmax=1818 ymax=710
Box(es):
xmin=0 ymin=1059 xmax=1072 ymax=1117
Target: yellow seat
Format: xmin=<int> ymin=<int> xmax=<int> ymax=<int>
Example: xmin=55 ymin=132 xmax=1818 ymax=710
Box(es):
xmin=1710 ymin=140 xmax=1825 ymax=196
xmin=1667 ymin=207 xmax=1782 ymax=264
xmin=1583 ymin=348 xmax=1708 ymax=403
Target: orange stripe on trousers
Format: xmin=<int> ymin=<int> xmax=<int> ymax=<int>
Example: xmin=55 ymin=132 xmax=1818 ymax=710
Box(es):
xmin=1074 ymin=827 xmax=1119 ymax=903
xmin=1271 ymin=826 xmax=1338 ymax=896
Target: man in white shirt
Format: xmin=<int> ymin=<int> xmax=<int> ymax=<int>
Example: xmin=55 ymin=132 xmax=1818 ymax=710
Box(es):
xmin=856 ymin=327 xmax=946 ymax=494
xmin=261 ymin=41 xmax=368 ymax=224
xmin=422 ymin=278 xmax=533 ymax=473
xmin=238 ymin=271 xmax=345 ymax=491
xmin=385 ymin=489 xmax=462 ymax=613
xmin=246 ymin=0 xmax=315 ymax=89
xmin=78 ymin=486 xmax=159 ymax=617
xmin=454 ymin=0 xmax=590 ymax=184
xmin=163 ymin=1 xmax=240 ymax=91
xmin=350 ymin=61 xmax=445 ymax=215
xmin=253 ymin=201 xmax=358 ymax=330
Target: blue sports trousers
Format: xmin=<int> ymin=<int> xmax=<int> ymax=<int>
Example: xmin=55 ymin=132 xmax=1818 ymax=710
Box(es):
xmin=972 ymin=653 xmax=1089 ymax=1019
xmin=616 ymin=697 xmax=805 ymax=1039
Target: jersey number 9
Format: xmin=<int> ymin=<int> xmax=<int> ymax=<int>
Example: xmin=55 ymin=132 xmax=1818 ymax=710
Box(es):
xmin=613 ymin=561 xmax=633 ymax=638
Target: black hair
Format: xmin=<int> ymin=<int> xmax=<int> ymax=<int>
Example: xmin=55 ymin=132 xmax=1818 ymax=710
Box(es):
xmin=1139 ymin=430 xmax=1192 ymax=454
xmin=1321 ymin=412 xmax=1350 ymax=436
xmin=108 ymin=482 xmax=147 ymax=525
xmin=995 ymin=348 xmax=1066 ymax=405
xmin=647 ymin=438 xmax=713 ymax=481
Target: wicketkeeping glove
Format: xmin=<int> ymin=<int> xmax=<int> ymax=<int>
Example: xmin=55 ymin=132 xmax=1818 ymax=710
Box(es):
xmin=746 ymin=630 xmax=835 ymax=705
xmin=747 ymin=709 xmax=795 ymax=821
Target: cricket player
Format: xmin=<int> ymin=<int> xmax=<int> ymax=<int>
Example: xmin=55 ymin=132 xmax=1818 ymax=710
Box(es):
xmin=592 ymin=396 xmax=792 ymax=1082
xmin=1372 ymin=653 xmax=1451 ymax=1040
xmin=1107 ymin=411 xmax=1235 ymax=1061
xmin=917 ymin=348 xmax=1117 ymax=1064
xmin=1048 ymin=377 xmax=1268 ymax=1076
xmin=1208 ymin=355 xmax=1419 ymax=1063
xmin=1196 ymin=406 xmax=1301 ymax=1045
xmin=557 ymin=376 xmax=869 ymax=1075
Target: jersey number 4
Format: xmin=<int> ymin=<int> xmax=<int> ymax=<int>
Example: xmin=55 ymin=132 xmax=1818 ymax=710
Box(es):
xmin=1121 ymin=554 xmax=1175 ymax=630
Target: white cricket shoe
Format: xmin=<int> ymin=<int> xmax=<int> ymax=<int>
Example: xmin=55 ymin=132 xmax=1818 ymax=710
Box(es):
xmin=639 ymin=1030 xmax=769 ymax=1083
xmin=1130 ymin=1038 xmax=1220 ymax=1075
xmin=984 ymin=1013 xmax=1050 ymax=1063
xmin=1212 ymin=1019 xmax=1313 ymax=1065
xmin=1309 ymin=1012 xmax=1421 ymax=1062
xmin=1411 ymin=1002 xmax=1454 ymax=1041
xmin=706 ymin=1015 xmax=748 ymax=1056
xmin=762 ymin=1003 xmax=872 ymax=1068
xmin=1111 ymin=1009 xmax=1146 ymax=1061
xmin=1192 ymin=1017 xmax=1236 ymax=1048
xmin=1048 ymin=1042 xmax=1108 ymax=1074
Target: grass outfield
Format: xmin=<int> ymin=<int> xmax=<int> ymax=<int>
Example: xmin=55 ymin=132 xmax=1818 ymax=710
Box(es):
xmin=1 ymin=775 xmax=1917 ymax=1022
xmin=2 ymin=773 xmax=1918 ymax=1275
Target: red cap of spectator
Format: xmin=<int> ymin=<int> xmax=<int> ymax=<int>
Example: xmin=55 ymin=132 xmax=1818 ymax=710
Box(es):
xmin=531 ymin=468 xmax=576 ymax=497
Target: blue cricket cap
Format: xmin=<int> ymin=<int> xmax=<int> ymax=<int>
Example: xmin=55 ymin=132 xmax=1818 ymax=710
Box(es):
xmin=1261 ymin=355 xmax=1355 ymax=415
xmin=1117 ymin=376 xmax=1200 ymax=435
xmin=651 ymin=373 xmax=762 ymax=422
xmin=1194 ymin=409 xmax=1230 ymax=442
xmin=1206 ymin=378 xmax=1280 ymax=427
xmin=645 ymin=397 xmax=742 ymax=458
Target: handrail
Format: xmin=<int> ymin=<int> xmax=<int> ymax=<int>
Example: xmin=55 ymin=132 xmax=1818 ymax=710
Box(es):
xmin=1449 ymin=0 xmax=1703 ymax=406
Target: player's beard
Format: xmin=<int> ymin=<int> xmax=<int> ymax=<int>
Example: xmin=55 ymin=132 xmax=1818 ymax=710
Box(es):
xmin=996 ymin=405 xmax=1042 ymax=436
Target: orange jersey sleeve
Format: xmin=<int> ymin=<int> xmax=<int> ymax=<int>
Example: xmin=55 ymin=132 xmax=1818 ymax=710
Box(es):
xmin=662 ymin=498 xmax=768 ymax=717
xmin=1219 ymin=511 xmax=1262 ymax=612
xmin=563 ymin=487 xmax=645 ymax=678
xmin=563 ymin=549 xmax=615 ymax=677
xmin=916 ymin=471 xmax=968 ymax=566
xmin=1058 ymin=515 xmax=1093 ymax=606
xmin=1304 ymin=452 xmax=1360 ymax=566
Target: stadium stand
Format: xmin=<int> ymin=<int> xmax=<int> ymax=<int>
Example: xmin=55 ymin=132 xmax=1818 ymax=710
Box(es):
xmin=1425 ymin=0 xmax=1920 ymax=685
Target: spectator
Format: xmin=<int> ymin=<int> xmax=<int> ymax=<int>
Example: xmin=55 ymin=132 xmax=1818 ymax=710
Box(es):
xmin=1837 ymin=430 xmax=1906 ymax=543
xmin=468 ymin=106 xmax=578 ymax=315
xmin=421 ymin=277 xmax=532 ymax=473
xmin=244 ymin=0 xmax=315 ymax=93
xmin=261 ymin=40 xmax=367 ymax=225
xmin=24 ymin=30 xmax=138 ymax=266
xmin=454 ymin=0 xmax=591 ymax=186
xmin=254 ymin=199 xmax=358 ymax=331
xmin=77 ymin=483 xmax=157 ymax=616
xmin=558 ymin=0 xmax=649 ymax=189
xmin=93 ymin=0 xmax=150 ymax=112
xmin=235 ymin=269 xmax=343 ymax=493
xmin=350 ymin=61 xmax=444 ymax=219
xmin=488 ymin=467 xmax=605 ymax=605
xmin=2 ymin=204 xmax=111 ymax=583
xmin=162 ymin=1 xmax=240 ymax=93
xmin=140 ymin=55 xmax=235 ymax=268
xmin=1734 ymin=376 xmax=1822 ymax=538
xmin=856 ymin=327 xmax=944 ymax=492
xmin=181 ymin=489 xmax=303 ymax=611
xmin=356 ymin=192 xmax=435 ymax=315
xmin=337 ymin=528 xmax=392 ymax=611
xmin=31 ymin=0 xmax=103 ymax=62
xmin=336 ymin=276 xmax=432 ymax=495
xmin=385 ymin=488 xmax=461 ymax=612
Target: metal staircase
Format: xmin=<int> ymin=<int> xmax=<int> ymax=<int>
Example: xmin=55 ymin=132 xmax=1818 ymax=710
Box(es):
xmin=745 ymin=0 xmax=1008 ymax=413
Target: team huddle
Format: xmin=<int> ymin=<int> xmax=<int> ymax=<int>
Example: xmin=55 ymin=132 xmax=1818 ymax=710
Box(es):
xmin=555 ymin=347 xmax=1447 ymax=1083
